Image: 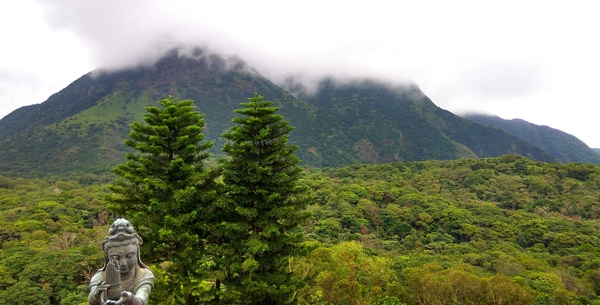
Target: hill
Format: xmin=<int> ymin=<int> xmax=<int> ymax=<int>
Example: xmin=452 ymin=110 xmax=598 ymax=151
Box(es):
xmin=465 ymin=114 xmax=600 ymax=164
xmin=0 ymin=50 xmax=326 ymax=175
xmin=302 ymin=79 xmax=554 ymax=163
xmin=0 ymin=50 xmax=557 ymax=176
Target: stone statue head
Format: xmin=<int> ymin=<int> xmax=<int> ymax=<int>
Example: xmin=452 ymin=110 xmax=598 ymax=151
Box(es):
xmin=100 ymin=218 xmax=148 ymax=272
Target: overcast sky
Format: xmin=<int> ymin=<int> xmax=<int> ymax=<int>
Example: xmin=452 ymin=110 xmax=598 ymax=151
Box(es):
xmin=1 ymin=0 xmax=599 ymax=147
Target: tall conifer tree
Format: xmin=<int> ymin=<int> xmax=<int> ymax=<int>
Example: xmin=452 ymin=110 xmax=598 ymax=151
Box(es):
xmin=219 ymin=93 xmax=308 ymax=304
xmin=109 ymin=96 xmax=219 ymax=304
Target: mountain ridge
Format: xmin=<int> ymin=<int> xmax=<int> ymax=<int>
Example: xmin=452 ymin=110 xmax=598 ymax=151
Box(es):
xmin=0 ymin=50 xmax=592 ymax=176
xmin=464 ymin=114 xmax=600 ymax=164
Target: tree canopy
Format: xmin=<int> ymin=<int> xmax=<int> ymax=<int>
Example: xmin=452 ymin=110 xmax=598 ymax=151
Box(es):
xmin=218 ymin=93 xmax=309 ymax=303
xmin=108 ymin=96 xmax=219 ymax=304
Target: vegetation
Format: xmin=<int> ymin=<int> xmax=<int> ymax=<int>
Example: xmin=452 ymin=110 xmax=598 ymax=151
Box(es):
xmin=294 ymin=156 xmax=600 ymax=304
xmin=2 ymin=154 xmax=600 ymax=304
xmin=0 ymin=177 xmax=110 ymax=305
xmin=108 ymin=93 xmax=309 ymax=304
xmin=2 ymin=78 xmax=600 ymax=304
xmin=1 ymin=49 xmax=600 ymax=305
xmin=218 ymin=93 xmax=309 ymax=303
xmin=466 ymin=114 xmax=600 ymax=164
xmin=108 ymin=96 xmax=220 ymax=304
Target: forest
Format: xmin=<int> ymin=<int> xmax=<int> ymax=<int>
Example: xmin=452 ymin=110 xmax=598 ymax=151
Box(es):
xmin=2 ymin=155 xmax=600 ymax=304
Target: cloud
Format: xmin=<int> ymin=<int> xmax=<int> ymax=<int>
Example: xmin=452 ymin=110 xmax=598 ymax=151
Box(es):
xmin=0 ymin=0 xmax=90 ymax=117
xmin=32 ymin=1 xmax=465 ymax=82
xmin=465 ymin=62 xmax=546 ymax=99
xmin=39 ymin=0 xmax=178 ymax=69
xmin=20 ymin=1 xmax=600 ymax=96
xmin=29 ymin=1 xmax=559 ymax=86
xmin=2 ymin=0 xmax=600 ymax=147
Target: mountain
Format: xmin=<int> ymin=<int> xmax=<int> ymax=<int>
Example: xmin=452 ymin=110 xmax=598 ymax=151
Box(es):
xmin=301 ymin=80 xmax=554 ymax=163
xmin=464 ymin=114 xmax=600 ymax=164
xmin=0 ymin=50 xmax=326 ymax=174
xmin=0 ymin=50 xmax=557 ymax=176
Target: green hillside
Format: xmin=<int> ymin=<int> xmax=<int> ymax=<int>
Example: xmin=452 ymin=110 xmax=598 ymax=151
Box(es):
xmin=465 ymin=114 xmax=600 ymax=164
xmin=2 ymin=156 xmax=600 ymax=304
xmin=303 ymin=79 xmax=555 ymax=163
xmin=0 ymin=50 xmax=562 ymax=176
xmin=0 ymin=51 xmax=325 ymax=175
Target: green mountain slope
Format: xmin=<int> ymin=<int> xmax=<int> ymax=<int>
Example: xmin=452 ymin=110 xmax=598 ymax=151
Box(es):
xmin=465 ymin=114 xmax=600 ymax=164
xmin=302 ymin=79 xmax=555 ymax=163
xmin=0 ymin=51 xmax=329 ymax=174
xmin=0 ymin=50 xmax=556 ymax=176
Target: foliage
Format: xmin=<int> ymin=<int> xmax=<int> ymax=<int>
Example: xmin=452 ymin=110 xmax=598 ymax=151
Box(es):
xmin=3 ymin=141 xmax=600 ymax=304
xmin=292 ymin=156 xmax=600 ymax=304
xmin=217 ymin=93 xmax=309 ymax=304
xmin=108 ymin=96 xmax=220 ymax=304
xmin=0 ymin=177 xmax=108 ymax=305
xmin=466 ymin=114 xmax=600 ymax=164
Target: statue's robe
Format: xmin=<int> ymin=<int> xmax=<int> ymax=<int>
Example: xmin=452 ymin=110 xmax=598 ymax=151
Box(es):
xmin=88 ymin=266 xmax=154 ymax=305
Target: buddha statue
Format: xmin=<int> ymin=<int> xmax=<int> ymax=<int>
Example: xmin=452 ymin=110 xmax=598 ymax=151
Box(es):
xmin=88 ymin=219 xmax=154 ymax=305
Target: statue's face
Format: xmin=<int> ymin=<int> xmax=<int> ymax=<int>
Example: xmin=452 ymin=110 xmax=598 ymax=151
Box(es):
xmin=107 ymin=244 xmax=138 ymax=276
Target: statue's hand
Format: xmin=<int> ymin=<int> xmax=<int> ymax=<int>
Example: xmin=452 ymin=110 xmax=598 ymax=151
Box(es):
xmin=105 ymin=291 xmax=133 ymax=305
xmin=118 ymin=291 xmax=134 ymax=304
xmin=89 ymin=281 xmax=110 ymax=302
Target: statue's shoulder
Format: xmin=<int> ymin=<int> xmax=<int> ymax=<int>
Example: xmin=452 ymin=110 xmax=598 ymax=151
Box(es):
xmin=128 ymin=266 xmax=155 ymax=293
xmin=135 ymin=266 xmax=155 ymax=287
xmin=89 ymin=270 xmax=105 ymax=286
xmin=140 ymin=266 xmax=155 ymax=277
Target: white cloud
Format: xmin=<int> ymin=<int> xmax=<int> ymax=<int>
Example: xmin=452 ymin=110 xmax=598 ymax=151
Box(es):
xmin=1 ymin=0 xmax=599 ymax=147
xmin=0 ymin=0 xmax=91 ymax=116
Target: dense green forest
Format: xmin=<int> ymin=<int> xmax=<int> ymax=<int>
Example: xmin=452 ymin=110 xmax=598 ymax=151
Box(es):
xmin=2 ymin=155 xmax=600 ymax=304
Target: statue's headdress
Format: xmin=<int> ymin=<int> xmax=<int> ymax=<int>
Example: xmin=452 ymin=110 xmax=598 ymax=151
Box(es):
xmin=100 ymin=218 xmax=148 ymax=270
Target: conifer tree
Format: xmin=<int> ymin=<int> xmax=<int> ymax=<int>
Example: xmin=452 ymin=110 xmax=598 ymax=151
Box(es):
xmin=109 ymin=96 xmax=219 ymax=304
xmin=219 ymin=93 xmax=309 ymax=304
